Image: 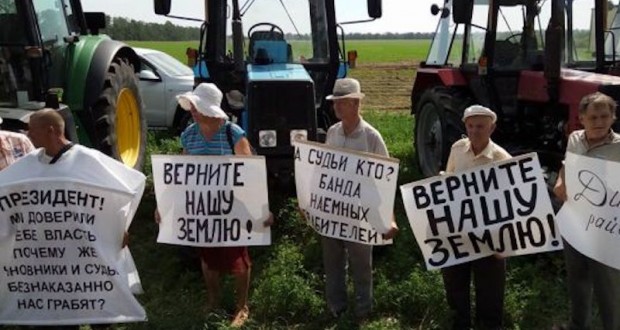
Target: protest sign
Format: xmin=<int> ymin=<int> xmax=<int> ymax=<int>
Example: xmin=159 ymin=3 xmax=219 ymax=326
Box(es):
xmin=294 ymin=140 xmax=399 ymax=246
xmin=401 ymin=153 xmax=562 ymax=270
xmin=152 ymin=155 xmax=271 ymax=247
xmin=0 ymin=146 xmax=146 ymax=325
xmin=557 ymin=151 xmax=620 ymax=270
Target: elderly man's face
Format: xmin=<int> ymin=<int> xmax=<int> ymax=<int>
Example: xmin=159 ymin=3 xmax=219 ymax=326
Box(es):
xmin=580 ymin=103 xmax=615 ymax=143
xmin=333 ymin=98 xmax=359 ymax=121
xmin=465 ymin=115 xmax=495 ymax=146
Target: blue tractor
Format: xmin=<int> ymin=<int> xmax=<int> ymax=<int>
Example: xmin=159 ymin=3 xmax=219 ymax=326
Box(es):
xmin=154 ymin=0 xmax=382 ymax=188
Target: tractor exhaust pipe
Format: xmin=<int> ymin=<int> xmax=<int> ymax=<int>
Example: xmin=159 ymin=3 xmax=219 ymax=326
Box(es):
xmin=232 ymin=0 xmax=244 ymax=72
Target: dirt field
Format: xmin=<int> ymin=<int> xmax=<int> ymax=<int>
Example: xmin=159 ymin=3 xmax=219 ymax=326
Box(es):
xmin=348 ymin=61 xmax=418 ymax=111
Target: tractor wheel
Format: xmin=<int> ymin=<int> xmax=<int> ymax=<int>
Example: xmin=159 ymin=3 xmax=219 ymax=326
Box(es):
xmin=91 ymin=59 xmax=147 ymax=170
xmin=414 ymin=87 xmax=467 ymax=177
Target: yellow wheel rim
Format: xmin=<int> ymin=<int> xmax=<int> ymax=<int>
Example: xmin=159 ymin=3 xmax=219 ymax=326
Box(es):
xmin=116 ymin=88 xmax=141 ymax=168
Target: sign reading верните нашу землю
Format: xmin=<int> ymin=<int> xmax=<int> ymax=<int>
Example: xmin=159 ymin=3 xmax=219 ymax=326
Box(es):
xmin=401 ymin=153 xmax=562 ymax=270
xmin=152 ymin=155 xmax=271 ymax=247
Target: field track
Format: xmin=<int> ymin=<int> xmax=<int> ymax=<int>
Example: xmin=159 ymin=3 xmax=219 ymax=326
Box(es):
xmin=349 ymin=61 xmax=419 ymax=112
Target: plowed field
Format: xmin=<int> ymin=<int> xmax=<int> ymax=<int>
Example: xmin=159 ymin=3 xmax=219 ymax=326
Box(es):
xmin=347 ymin=61 xmax=419 ymax=112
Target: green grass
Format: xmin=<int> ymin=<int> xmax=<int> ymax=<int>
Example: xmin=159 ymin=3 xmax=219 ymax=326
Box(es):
xmin=83 ymin=38 xmax=574 ymax=329
xmin=127 ymin=39 xmax=430 ymax=64
xmin=343 ymin=39 xmax=430 ymax=64
xmin=128 ymin=41 xmax=198 ymax=64
xmin=13 ymin=110 xmax=565 ymax=330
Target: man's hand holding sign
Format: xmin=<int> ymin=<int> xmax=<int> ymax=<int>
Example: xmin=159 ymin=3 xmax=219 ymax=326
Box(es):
xmin=294 ymin=140 xmax=399 ymax=246
xmin=557 ymin=151 xmax=620 ymax=270
xmin=401 ymin=153 xmax=562 ymax=269
xmin=152 ymin=83 xmax=271 ymax=327
xmin=401 ymin=105 xmax=561 ymax=330
xmin=301 ymin=78 xmax=398 ymax=321
xmin=152 ymin=155 xmax=271 ymax=247
xmin=552 ymin=92 xmax=620 ymax=330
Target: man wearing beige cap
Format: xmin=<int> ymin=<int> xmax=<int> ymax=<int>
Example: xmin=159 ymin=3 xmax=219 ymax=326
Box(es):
xmin=443 ymin=105 xmax=511 ymax=329
xmin=322 ymin=78 xmax=398 ymax=323
xmin=0 ymin=115 xmax=34 ymax=171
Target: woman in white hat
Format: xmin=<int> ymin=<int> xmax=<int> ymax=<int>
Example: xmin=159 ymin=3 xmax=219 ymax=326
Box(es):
xmin=158 ymin=83 xmax=272 ymax=327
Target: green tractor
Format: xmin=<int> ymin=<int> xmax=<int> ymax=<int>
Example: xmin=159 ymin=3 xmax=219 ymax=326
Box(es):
xmin=0 ymin=0 xmax=146 ymax=169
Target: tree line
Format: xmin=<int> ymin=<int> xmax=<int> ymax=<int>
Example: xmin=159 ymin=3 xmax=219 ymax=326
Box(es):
xmin=101 ymin=16 xmax=434 ymax=41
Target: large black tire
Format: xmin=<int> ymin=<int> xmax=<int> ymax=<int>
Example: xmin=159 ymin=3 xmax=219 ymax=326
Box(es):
xmin=414 ymin=87 xmax=468 ymax=177
xmin=91 ymin=59 xmax=147 ymax=170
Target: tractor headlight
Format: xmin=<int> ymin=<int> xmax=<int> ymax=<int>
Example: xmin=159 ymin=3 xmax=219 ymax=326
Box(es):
xmin=259 ymin=130 xmax=277 ymax=148
xmin=290 ymin=129 xmax=308 ymax=144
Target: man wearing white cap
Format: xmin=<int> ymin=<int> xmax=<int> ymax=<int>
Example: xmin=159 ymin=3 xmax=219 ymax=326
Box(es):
xmin=156 ymin=83 xmax=272 ymax=328
xmin=0 ymin=115 xmax=34 ymax=171
xmin=443 ymin=104 xmax=511 ymax=330
xmin=322 ymin=78 xmax=398 ymax=323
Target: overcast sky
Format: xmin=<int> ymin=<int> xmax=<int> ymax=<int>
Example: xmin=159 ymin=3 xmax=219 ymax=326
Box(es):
xmin=80 ymin=0 xmax=596 ymax=34
xmin=80 ymin=0 xmax=441 ymax=34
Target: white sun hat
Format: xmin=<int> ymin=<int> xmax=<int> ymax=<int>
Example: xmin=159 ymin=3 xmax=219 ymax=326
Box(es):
xmin=462 ymin=105 xmax=497 ymax=123
xmin=176 ymin=83 xmax=229 ymax=120
xmin=325 ymin=78 xmax=365 ymax=100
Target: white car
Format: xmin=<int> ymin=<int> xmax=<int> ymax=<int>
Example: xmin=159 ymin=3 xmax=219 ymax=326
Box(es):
xmin=134 ymin=47 xmax=194 ymax=131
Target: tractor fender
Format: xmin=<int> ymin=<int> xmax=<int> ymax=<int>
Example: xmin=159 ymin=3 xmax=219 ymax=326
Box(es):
xmin=83 ymin=39 xmax=140 ymax=115
xmin=81 ymin=39 xmax=140 ymax=142
xmin=411 ymin=67 xmax=467 ymax=115
xmin=64 ymin=37 xmax=140 ymax=144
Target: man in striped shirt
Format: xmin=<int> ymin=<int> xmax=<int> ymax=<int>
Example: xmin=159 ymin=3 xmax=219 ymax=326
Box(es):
xmin=0 ymin=115 xmax=34 ymax=171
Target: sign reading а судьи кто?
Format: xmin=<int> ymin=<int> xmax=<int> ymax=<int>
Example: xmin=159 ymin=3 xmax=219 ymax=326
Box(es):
xmin=294 ymin=140 xmax=399 ymax=246
xmin=557 ymin=151 xmax=620 ymax=270
xmin=401 ymin=153 xmax=563 ymax=270
xmin=152 ymin=154 xmax=271 ymax=247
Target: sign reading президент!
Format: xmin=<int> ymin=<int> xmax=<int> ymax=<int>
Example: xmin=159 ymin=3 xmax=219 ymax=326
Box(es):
xmin=152 ymin=155 xmax=271 ymax=247
xmin=294 ymin=140 xmax=399 ymax=246
xmin=401 ymin=153 xmax=563 ymax=270
xmin=0 ymin=145 xmax=146 ymax=325
xmin=557 ymin=152 xmax=620 ymax=270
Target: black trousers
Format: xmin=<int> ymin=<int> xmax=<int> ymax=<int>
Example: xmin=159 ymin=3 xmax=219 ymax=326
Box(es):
xmin=441 ymin=256 xmax=506 ymax=330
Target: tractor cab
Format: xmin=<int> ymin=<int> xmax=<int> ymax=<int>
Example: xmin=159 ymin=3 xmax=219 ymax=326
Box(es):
xmin=0 ymin=0 xmax=93 ymax=114
xmin=412 ymin=0 xmax=620 ymax=179
xmin=155 ymin=0 xmax=382 ymax=188
xmin=1 ymin=1 xmax=49 ymax=120
xmin=0 ymin=0 xmax=147 ymax=170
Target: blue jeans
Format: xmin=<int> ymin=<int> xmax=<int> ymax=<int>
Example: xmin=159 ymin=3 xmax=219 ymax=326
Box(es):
xmin=321 ymin=236 xmax=373 ymax=318
xmin=564 ymin=240 xmax=620 ymax=330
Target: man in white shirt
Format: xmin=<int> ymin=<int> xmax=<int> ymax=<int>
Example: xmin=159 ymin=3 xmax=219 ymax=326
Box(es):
xmin=322 ymin=78 xmax=398 ymax=323
xmin=553 ymin=92 xmax=620 ymax=330
xmin=443 ymin=105 xmax=511 ymax=330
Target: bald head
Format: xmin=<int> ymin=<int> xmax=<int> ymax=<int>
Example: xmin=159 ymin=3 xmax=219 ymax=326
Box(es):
xmin=28 ymin=108 xmax=69 ymax=154
xmin=29 ymin=108 xmax=65 ymax=134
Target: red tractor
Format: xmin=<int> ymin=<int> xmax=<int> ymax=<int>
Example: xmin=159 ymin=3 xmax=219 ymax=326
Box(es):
xmin=412 ymin=0 xmax=620 ymax=183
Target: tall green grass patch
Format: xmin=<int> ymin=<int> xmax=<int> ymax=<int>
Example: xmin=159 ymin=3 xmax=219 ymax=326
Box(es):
xmin=127 ymin=39 xmax=430 ymax=64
